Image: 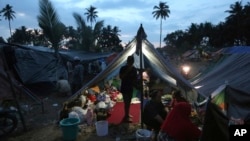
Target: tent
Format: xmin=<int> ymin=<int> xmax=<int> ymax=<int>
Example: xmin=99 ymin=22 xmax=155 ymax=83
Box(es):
xmin=0 ymin=42 xmax=114 ymax=132
xmin=200 ymin=85 xmax=250 ymax=141
xmin=0 ymin=42 xmax=115 ymax=134
xmin=0 ymin=43 xmax=112 ymax=86
xmin=68 ymin=25 xmax=196 ymax=102
xmin=190 ymin=46 xmax=250 ymax=141
xmin=191 ymin=46 xmax=250 ymax=97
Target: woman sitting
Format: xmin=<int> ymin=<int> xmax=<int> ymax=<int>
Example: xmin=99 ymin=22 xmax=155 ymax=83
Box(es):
xmin=158 ymin=102 xmax=201 ymax=141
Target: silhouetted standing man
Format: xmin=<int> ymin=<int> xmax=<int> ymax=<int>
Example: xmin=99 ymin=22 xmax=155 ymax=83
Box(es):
xmin=119 ymin=55 xmax=137 ymax=122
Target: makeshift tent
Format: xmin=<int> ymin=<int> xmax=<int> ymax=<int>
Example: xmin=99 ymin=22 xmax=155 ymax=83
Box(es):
xmin=0 ymin=42 xmax=113 ymax=111
xmin=190 ymin=46 xmax=250 ymax=141
xmin=68 ymin=25 xmax=196 ymax=102
xmin=18 ymin=44 xmax=113 ymax=63
xmin=191 ymin=46 xmax=250 ymax=97
xmin=200 ymin=85 xmax=250 ymax=141
xmin=0 ymin=45 xmax=19 ymax=99
xmin=0 ymin=43 xmax=112 ymax=86
xmin=0 ymin=44 xmax=27 ymax=131
xmin=0 ymin=43 xmax=113 ymax=133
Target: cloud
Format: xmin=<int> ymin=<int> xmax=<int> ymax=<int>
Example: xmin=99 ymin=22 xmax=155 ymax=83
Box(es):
xmin=0 ymin=0 xmax=244 ymax=45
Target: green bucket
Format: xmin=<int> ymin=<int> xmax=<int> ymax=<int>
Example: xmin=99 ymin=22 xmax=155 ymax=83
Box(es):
xmin=60 ymin=118 xmax=80 ymax=141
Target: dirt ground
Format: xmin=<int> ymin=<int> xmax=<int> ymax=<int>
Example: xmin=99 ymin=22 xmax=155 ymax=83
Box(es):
xmin=3 ymin=93 xmax=141 ymax=141
xmin=2 ymin=60 xmax=207 ymax=141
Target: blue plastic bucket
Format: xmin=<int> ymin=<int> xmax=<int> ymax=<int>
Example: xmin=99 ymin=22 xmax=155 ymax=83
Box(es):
xmin=60 ymin=118 xmax=80 ymax=141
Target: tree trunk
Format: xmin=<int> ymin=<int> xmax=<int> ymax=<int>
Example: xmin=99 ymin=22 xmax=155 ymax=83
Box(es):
xmin=9 ymin=20 xmax=12 ymax=37
xmin=160 ymin=18 xmax=162 ymax=48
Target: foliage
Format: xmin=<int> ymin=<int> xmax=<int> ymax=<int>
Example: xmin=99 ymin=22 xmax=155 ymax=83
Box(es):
xmin=73 ymin=12 xmax=122 ymax=52
xmin=97 ymin=25 xmax=122 ymax=52
xmin=152 ymin=1 xmax=170 ymax=48
xmin=73 ymin=12 xmax=97 ymax=51
xmin=1 ymin=4 xmax=16 ymax=38
xmin=163 ymin=2 xmax=250 ymax=54
xmin=84 ymin=5 xmax=98 ymax=29
xmin=0 ymin=37 xmax=6 ymax=43
xmin=10 ymin=26 xmax=48 ymax=46
xmin=10 ymin=26 xmax=32 ymax=44
xmin=3 ymin=1 xmax=249 ymax=55
xmin=37 ymin=0 xmax=65 ymax=56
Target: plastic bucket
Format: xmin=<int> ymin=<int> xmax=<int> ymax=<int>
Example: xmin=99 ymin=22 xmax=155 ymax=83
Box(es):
xmin=95 ymin=120 xmax=108 ymax=136
xmin=60 ymin=118 xmax=80 ymax=141
xmin=136 ymin=129 xmax=151 ymax=141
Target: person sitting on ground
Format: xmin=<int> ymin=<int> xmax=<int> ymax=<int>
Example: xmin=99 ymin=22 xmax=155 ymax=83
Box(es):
xmin=143 ymin=89 xmax=168 ymax=141
xmin=55 ymin=76 xmax=71 ymax=96
xmin=158 ymin=102 xmax=201 ymax=141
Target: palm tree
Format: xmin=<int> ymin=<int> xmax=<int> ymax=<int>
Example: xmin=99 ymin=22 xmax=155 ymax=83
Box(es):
xmin=73 ymin=12 xmax=103 ymax=51
xmin=84 ymin=5 xmax=98 ymax=29
xmin=226 ymin=1 xmax=243 ymax=21
xmin=11 ymin=26 xmax=32 ymax=44
xmin=98 ymin=25 xmax=121 ymax=51
xmin=37 ymin=0 xmax=65 ymax=56
xmin=1 ymin=4 xmax=16 ymax=37
xmin=152 ymin=1 xmax=170 ymax=48
xmin=112 ymin=26 xmax=121 ymax=36
xmin=225 ymin=1 xmax=243 ymax=45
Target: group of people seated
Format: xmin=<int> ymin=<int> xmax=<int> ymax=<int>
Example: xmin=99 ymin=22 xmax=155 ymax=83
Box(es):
xmin=142 ymin=89 xmax=202 ymax=141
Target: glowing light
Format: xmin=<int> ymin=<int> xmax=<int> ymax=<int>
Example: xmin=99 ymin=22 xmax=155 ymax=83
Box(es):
xmin=182 ymin=65 xmax=190 ymax=75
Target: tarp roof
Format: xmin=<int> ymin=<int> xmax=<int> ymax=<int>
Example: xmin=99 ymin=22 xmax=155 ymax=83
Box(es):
xmin=200 ymin=85 xmax=250 ymax=141
xmin=0 ymin=43 xmax=113 ymax=85
xmin=219 ymin=46 xmax=250 ymax=54
xmin=16 ymin=44 xmax=113 ymax=62
xmin=70 ymin=29 xmax=194 ymax=100
xmin=191 ymin=46 xmax=250 ymax=97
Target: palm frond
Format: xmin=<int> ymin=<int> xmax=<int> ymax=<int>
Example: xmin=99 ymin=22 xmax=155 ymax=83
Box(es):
xmin=93 ymin=20 xmax=104 ymax=36
xmin=37 ymin=0 xmax=65 ymax=53
xmin=73 ymin=12 xmax=86 ymax=30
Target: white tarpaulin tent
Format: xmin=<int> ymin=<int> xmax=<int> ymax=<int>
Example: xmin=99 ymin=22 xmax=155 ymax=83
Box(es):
xmin=68 ymin=25 xmax=196 ymax=102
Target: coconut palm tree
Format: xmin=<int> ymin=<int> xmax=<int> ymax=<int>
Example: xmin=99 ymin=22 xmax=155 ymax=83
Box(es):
xmin=226 ymin=1 xmax=243 ymax=21
xmin=226 ymin=1 xmax=243 ymax=45
xmin=37 ymin=0 xmax=65 ymax=56
xmin=98 ymin=25 xmax=121 ymax=51
xmin=152 ymin=1 xmax=170 ymax=48
xmin=73 ymin=12 xmax=103 ymax=51
xmin=84 ymin=5 xmax=98 ymax=29
xmin=1 ymin=4 xmax=16 ymax=37
xmin=112 ymin=26 xmax=121 ymax=37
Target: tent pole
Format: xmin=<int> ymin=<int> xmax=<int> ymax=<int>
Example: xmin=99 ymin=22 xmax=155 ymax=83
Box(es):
xmin=139 ymin=45 xmax=144 ymax=129
xmin=136 ymin=24 xmax=144 ymax=129
xmin=136 ymin=24 xmax=147 ymax=129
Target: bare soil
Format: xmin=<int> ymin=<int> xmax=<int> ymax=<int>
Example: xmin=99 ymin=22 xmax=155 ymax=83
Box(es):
xmin=3 ymin=90 xmax=140 ymax=141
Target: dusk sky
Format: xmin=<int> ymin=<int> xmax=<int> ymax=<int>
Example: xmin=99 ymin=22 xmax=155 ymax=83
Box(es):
xmin=0 ymin=0 xmax=246 ymax=47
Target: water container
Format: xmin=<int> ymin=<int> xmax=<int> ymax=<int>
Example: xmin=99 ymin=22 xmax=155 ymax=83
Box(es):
xmin=60 ymin=118 xmax=80 ymax=141
xmin=95 ymin=120 xmax=108 ymax=136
